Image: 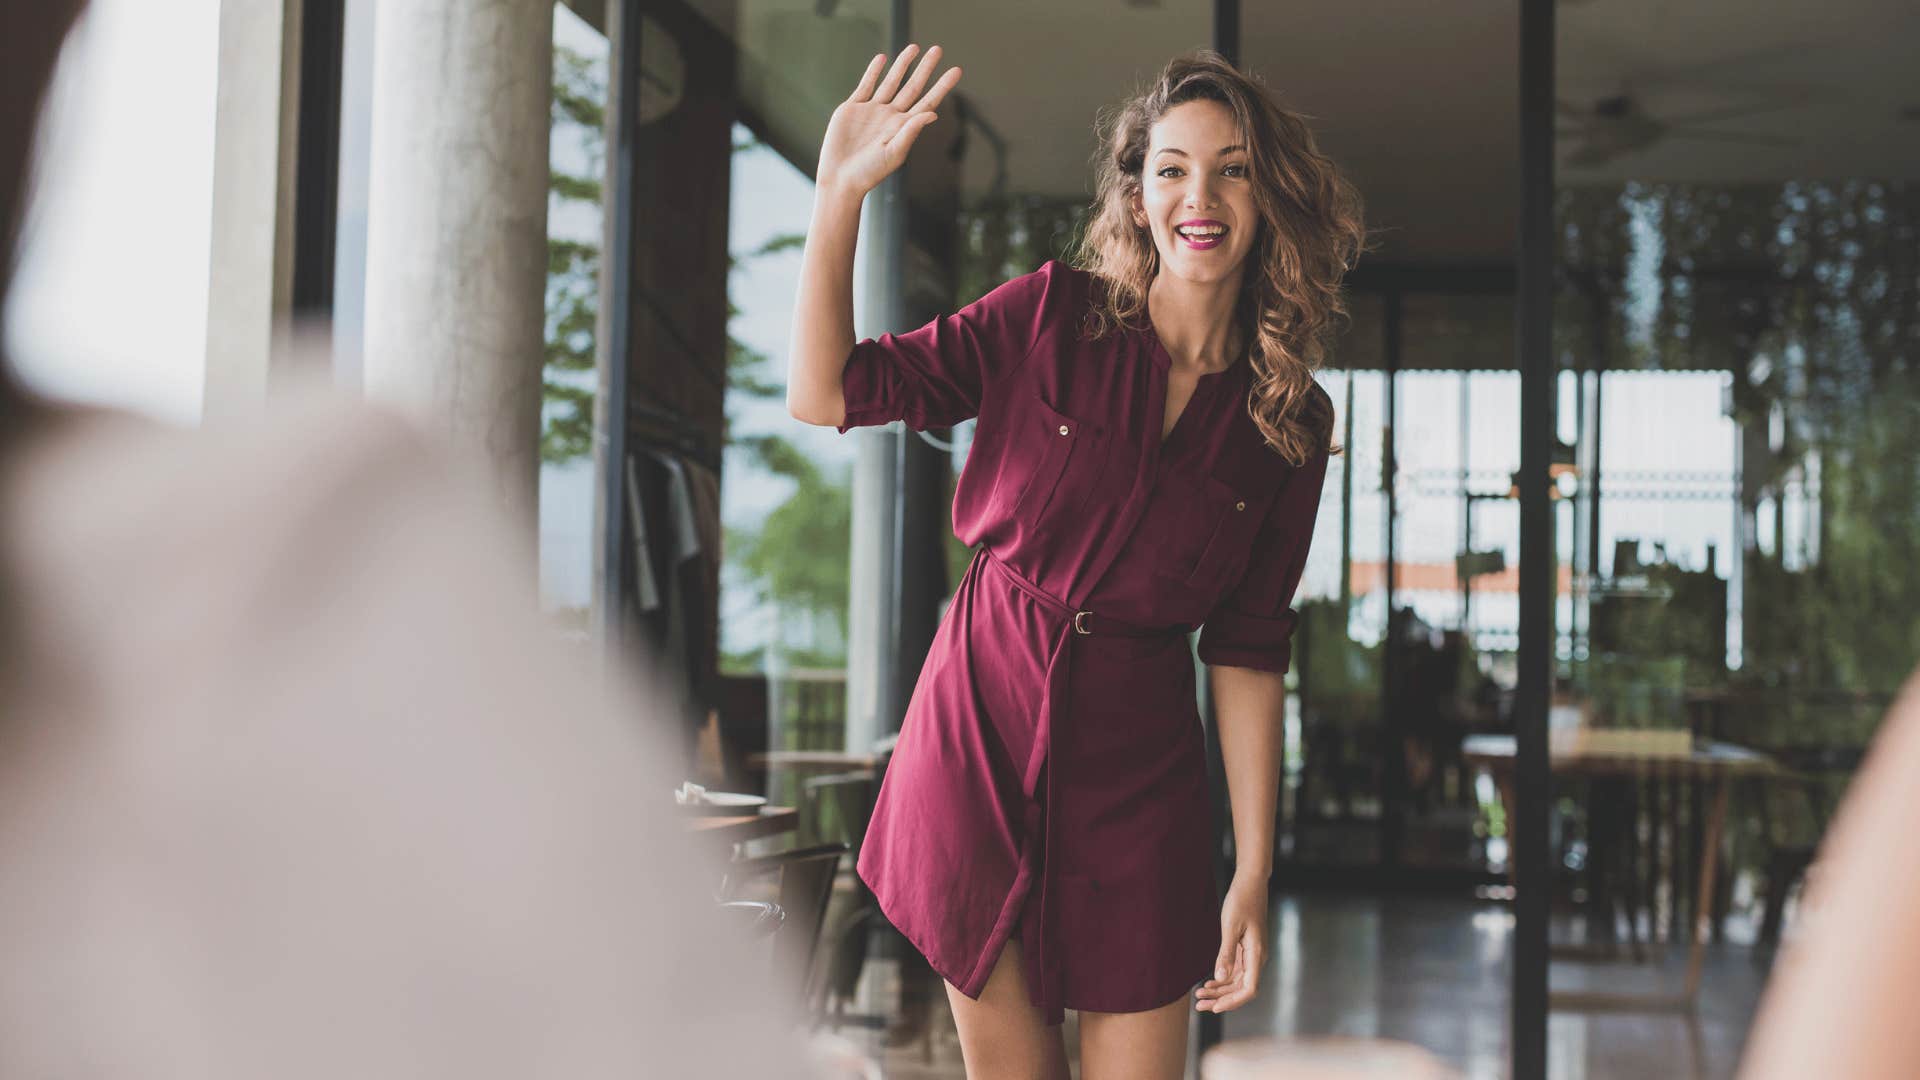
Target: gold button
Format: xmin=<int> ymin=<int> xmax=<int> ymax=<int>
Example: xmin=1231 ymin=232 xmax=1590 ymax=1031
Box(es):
xmin=1235 ymin=500 xmax=1247 ymax=511
xmin=1058 ymin=424 xmax=1070 ymax=436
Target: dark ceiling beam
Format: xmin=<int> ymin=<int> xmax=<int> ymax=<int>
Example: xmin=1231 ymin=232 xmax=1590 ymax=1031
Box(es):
xmin=561 ymin=0 xmax=606 ymax=34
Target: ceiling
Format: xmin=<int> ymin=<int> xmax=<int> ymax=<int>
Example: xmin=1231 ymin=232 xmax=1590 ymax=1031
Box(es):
xmin=567 ymin=0 xmax=1920 ymax=265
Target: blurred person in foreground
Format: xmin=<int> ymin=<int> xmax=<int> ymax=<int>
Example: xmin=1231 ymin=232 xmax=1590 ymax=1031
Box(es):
xmin=1737 ymin=661 xmax=1920 ymax=1080
xmin=0 ymin=4 xmax=824 ymax=1076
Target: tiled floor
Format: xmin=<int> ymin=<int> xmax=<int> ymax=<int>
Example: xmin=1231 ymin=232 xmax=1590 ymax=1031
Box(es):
xmin=819 ymin=892 xmax=1773 ymax=1079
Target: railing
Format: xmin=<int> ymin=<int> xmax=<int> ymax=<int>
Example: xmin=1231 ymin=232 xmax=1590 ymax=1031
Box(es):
xmin=773 ymin=666 xmax=848 ymax=753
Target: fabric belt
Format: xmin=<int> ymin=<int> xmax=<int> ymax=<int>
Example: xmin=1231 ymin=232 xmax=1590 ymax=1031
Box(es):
xmin=976 ymin=543 xmax=1185 ymax=1025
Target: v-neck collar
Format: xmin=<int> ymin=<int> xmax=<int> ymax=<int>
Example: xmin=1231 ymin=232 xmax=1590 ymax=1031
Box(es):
xmin=1140 ymin=319 xmax=1246 ymax=450
xmin=1137 ymin=317 xmax=1247 ymax=380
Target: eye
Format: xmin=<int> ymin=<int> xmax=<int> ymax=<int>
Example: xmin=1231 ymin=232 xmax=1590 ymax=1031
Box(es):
xmin=1157 ymin=163 xmax=1248 ymax=179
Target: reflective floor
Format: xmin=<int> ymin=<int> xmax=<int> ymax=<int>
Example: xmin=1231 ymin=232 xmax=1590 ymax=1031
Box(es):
xmin=829 ymin=892 xmax=1772 ymax=1079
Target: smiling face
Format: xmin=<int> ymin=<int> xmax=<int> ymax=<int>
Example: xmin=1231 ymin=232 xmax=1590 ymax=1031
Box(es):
xmin=1131 ymin=99 xmax=1259 ymax=288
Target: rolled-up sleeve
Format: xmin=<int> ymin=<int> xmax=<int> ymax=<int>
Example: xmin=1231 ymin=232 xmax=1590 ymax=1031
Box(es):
xmin=836 ymin=260 xmax=1060 ymax=433
xmin=1197 ymin=435 xmax=1332 ymax=675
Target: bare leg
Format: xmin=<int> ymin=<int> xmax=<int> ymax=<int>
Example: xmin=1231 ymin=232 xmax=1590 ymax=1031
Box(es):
xmin=1077 ymin=989 xmax=1188 ymax=1080
xmin=943 ymin=937 xmax=1071 ymax=1080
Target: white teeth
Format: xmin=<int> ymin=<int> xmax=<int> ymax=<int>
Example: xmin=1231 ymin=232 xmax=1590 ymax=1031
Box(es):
xmin=1177 ymin=225 xmax=1227 ymax=237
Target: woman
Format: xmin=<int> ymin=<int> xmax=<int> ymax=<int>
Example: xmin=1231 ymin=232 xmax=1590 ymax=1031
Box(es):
xmin=788 ymin=46 xmax=1366 ymax=1076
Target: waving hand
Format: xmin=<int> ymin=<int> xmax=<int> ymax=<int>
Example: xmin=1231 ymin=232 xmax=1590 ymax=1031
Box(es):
xmin=817 ymin=44 xmax=962 ymax=198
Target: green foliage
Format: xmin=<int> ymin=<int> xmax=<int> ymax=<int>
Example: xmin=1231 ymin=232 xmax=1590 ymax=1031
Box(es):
xmin=725 ymin=438 xmax=853 ymax=614
xmin=722 ymin=303 xmax=854 ymax=668
xmin=1557 ymin=180 xmax=1920 ymax=746
xmin=551 ymin=45 xmax=605 ymax=131
xmin=541 ymin=51 xmax=852 ymax=673
xmin=1742 ymin=370 xmax=1920 ymax=697
xmin=1298 ymin=596 xmax=1382 ymax=702
xmin=714 ymin=136 xmax=854 ymax=668
xmin=542 ymin=44 xmax=608 ymax=465
xmin=955 ymin=195 xmax=1092 ymax=311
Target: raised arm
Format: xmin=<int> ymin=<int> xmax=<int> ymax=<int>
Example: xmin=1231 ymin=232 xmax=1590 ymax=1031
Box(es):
xmin=786 ymin=44 xmax=961 ymax=428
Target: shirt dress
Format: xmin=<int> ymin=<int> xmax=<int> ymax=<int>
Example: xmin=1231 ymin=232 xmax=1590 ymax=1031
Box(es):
xmin=835 ymin=259 xmax=1331 ymax=1025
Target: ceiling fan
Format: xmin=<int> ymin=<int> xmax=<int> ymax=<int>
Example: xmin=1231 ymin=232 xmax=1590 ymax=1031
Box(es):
xmin=1555 ymin=91 xmax=1804 ymax=167
xmin=1554 ymin=38 xmax=1828 ymax=168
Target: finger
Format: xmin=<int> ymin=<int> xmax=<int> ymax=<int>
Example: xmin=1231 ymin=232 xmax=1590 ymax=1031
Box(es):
xmin=1216 ymin=949 xmax=1258 ymax=1011
xmin=848 ymin=52 xmax=887 ymax=103
xmin=1210 ymin=989 xmax=1253 ymax=1013
xmin=883 ymin=111 xmax=937 ymax=156
xmin=1194 ymin=969 xmax=1234 ymax=1006
xmin=1212 ymin=973 xmax=1253 ymax=1009
xmin=1214 ymin=937 xmax=1235 ymax=982
xmin=873 ymin=43 xmax=920 ymax=103
xmin=889 ymin=43 xmax=942 ymax=107
xmin=1200 ymin=981 xmax=1249 ymax=1013
xmin=907 ymin=65 xmax=962 ymax=116
xmin=1197 ymin=952 xmax=1249 ymax=1001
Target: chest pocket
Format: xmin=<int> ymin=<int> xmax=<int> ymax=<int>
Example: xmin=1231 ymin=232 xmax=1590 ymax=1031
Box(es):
xmin=1149 ymin=469 xmax=1265 ymax=593
xmin=1184 ymin=476 xmax=1265 ymax=591
xmin=986 ymin=390 xmax=1106 ymax=537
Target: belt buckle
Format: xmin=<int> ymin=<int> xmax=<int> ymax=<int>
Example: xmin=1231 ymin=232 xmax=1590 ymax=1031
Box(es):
xmin=1072 ymin=610 xmax=1093 ymax=635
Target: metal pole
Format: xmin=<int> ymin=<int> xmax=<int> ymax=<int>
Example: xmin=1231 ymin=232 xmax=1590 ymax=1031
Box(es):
xmin=1460 ymin=372 xmax=1472 ymax=629
xmin=291 ymin=0 xmax=344 ymax=328
xmin=1587 ymin=294 xmax=1607 ymax=617
xmin=1381 ymin=291 xmax=1403 ymax=867
xmin=1513 ymin=0 xmax=1557 ymax=1073
xmin=844 ymin=0 xmax=909 ymax=754
xmin=593 ymin=0 xmax=641 ymax=650
xmin=1341 ymin=374 xmax=1355 ymax=614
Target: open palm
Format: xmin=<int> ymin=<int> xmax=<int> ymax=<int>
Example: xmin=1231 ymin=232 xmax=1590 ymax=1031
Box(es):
xmin=819 ymin=44 xmax=962 ymax=197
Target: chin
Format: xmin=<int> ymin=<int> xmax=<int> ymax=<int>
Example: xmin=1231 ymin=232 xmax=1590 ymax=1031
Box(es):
xmin=1160 ymin=250 xmax=1250 ymax=285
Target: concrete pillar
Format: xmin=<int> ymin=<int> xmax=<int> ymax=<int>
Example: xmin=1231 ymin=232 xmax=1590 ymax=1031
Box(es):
xmin=363 ymin=0 xmax=553 ymax=529
xmin=844 ymin=175 xmax=904 ymax=757
xmin=203 ymin=0 xmax=305 ymax=418
xmin=842 ymin=0 xmax=912 ymax=756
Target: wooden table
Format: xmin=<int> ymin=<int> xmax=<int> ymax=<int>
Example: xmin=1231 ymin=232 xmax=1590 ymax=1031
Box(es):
xmin=745 ymin=753 xmax=882 ymax=849
xmin=746 ymin=750 xmax=880 ymax=773
xmin=1462 ymin=734 xmax=1775 ymax=1013
xmin=684 ymin=805 xmax=799 ymax=847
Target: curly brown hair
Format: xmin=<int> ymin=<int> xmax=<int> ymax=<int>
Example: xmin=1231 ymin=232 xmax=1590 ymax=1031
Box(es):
xmin=1071 ymin=50 xmax=1369 ymax=466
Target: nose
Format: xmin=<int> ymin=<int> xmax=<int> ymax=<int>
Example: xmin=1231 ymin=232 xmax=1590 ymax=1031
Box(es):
xmin=1184 ymin=174 xmax=1219 ymax=211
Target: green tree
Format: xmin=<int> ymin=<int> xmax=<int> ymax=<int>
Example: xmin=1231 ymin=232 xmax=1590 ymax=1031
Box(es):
xmin=1557 ymin=179 xmax=1920 ymax=735
xmin=543 ymin=44 xmax=604 ymax=464
xmin=544 ymin=55 xmax=852 ymax=670
xmin=718 ymin=170 xmax=851 ymax=672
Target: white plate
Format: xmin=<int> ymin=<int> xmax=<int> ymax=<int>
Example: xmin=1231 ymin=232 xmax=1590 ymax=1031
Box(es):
xmin=674 ymin=790 xmax=768 ymax=815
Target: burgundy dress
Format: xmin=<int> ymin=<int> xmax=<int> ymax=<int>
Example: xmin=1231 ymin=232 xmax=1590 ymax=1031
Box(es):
xmin=836 ymin=259 xmax=1330 ymax=1024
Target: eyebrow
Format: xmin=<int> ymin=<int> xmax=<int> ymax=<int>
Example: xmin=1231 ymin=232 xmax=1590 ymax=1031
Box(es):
xmin=1153 ymin=145 xmax=1246 ymax=159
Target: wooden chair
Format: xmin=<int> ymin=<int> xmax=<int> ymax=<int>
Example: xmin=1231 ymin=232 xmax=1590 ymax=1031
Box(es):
xmin=1755 ymin=744 xmax=1865 ymax=948
xmin=715 ymin=899 xmax=785 ymax=940
xmin=721 ymin=843 xmax=849 ymax=1002
xmin=801 ymin=771 xmax=882 ymax=1021
xmin=802 ymin=769 xmax=877 ymax=850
